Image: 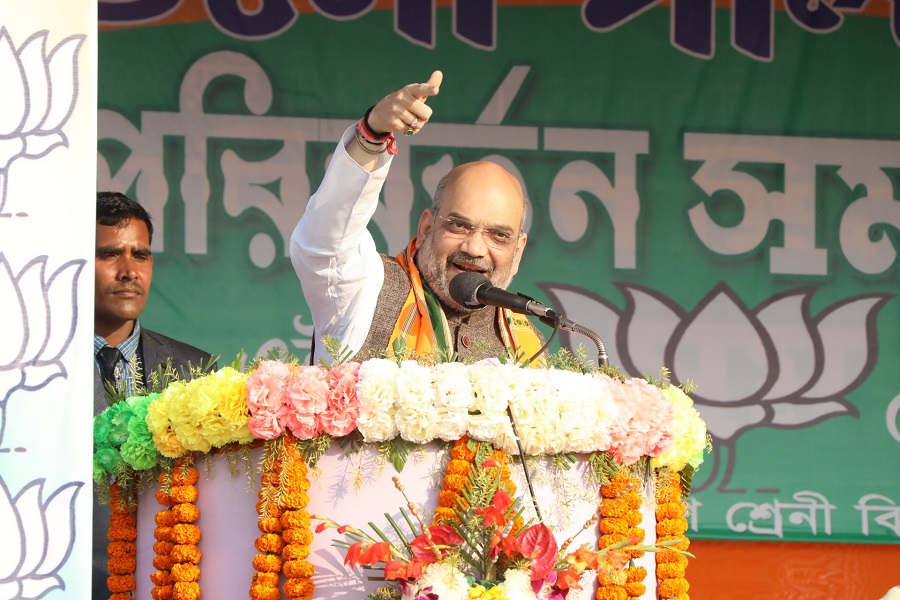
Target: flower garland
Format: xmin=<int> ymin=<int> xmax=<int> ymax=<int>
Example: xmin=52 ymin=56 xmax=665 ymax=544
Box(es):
xmin=92 ymin=357 xmax=707 ymax=600
xmin=152 ymin=459 xmax=201 ymax=600
xmin=151 ymin=478 xmax=175 ymax=599
xmin=433 ymin=435 xmax=522 ymax=535
xmin=655 ymin=470 xmax=690 ymax=600
xmin=434 ymin=436 xmax=476 ymax=524
xmin=107 ymin=481 xmax=138 ymax=599
xmin=250 ymin=433 xmax=315 ymax=600
xmin=251 ymin=443 xmax=285 ymax=600
xmin=279 ymin=434 xmax=315 ymax=599
xmin=596 ymin=468 xmax=646 ymax=600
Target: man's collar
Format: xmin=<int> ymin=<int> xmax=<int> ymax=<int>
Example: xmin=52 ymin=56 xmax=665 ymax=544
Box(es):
xmin=93 ymin=320 xmax=142 ymax=358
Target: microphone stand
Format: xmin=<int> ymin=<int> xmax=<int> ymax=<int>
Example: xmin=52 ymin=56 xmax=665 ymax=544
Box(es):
xmin=504 ymin=405 xmax=543 ymax=522
xmin=547 ymin=315 xmax=609 ymax=368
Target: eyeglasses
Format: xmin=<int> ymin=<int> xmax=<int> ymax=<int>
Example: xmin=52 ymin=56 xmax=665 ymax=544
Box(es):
xmin=433 ymin=212 xmax=521 ymax=250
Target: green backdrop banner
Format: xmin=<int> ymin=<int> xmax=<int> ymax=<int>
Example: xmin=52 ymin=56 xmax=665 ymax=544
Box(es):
xmin=97 ymin=4 xmax=900 ymax=544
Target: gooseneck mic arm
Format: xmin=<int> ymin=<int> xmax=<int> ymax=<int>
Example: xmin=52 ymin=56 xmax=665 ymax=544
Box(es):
xmin=538 ymin=313 xmax=609 ymax=368
xmin=448 ymin=272 xmax=609 ymax=368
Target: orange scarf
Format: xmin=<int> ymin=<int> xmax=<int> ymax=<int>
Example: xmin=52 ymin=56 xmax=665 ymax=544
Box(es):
xmin=389 ymin=239 xmax=545 ymax=367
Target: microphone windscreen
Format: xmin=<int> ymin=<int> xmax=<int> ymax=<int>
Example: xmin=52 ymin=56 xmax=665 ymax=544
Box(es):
xmin=448 ymin=272 xmax=490 ymax=307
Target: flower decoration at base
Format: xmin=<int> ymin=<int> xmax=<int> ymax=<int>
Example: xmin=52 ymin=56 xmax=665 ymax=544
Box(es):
xmin=315 ymin=441 xmax=691 ymax=600
xmin=91 ymin=345 xmax=707 ymax=600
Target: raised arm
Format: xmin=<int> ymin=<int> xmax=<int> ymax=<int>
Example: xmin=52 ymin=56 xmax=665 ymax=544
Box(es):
xmin=347 ymin=70 xmax=442 ymax=171
xmin=290 ymin=71 xmax=442 ymax=361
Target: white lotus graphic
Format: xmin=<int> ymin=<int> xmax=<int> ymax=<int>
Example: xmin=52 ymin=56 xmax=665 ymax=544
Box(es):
xmin=0 ymin=28 xmax=84 ymax=217
xmin=540 ymin=281 xmax=892 ymax=492
xmin=0 ymin=476 xmax=81 ymax=599
xmin=0 ymin=254 xmax=84 ymax=449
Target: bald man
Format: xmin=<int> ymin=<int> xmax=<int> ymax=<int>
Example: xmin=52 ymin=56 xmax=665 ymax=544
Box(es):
xmin=291 ymin=71 xmax=545 ymax=365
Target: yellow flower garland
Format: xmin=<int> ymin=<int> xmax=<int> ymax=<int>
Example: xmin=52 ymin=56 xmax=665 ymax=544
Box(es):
xmin=107 ymin=481 xmax=138 ymax=599
xmin=596 ymin=468 xmax=646 ymax=600
xmin=655 ymin=470 xmax=690 ymax=600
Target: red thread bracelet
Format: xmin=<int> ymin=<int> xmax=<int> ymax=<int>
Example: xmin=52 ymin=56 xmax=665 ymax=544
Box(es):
xmin=357 ymin=117 xmax=398 ymax=155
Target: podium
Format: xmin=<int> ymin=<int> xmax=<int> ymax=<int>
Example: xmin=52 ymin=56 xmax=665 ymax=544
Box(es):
xmin=96 ymin=359 xmax=704 ymax=599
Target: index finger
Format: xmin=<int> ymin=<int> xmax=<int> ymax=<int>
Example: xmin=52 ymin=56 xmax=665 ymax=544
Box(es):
xmin=408 ymin=70 xmax=442 ymax=101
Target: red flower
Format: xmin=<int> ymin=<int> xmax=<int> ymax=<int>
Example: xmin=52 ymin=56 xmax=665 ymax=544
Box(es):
xmin=555 ymin=567 xmax=583 ymax=591
xmin=597 ymin=549 xmax=630 ymax=572
xmin=384 ymin=558 xmax=425 ymax=581
xmin=565 ymin=546 xmax=600 ymax=575
xmin=476 ymin=489 xmax=512 ymax=528
xmin=344 ymin=541 xmax=391 ymax=568
xmin=315 ymin=522 xmax=327 ymax=534
xmin=500 ymin=531 xmax=519 ymax=558
xmin=410 ymin=526 xmax=463 ymax=563
xmin=515 ymin=523 xmax=558 ymax=580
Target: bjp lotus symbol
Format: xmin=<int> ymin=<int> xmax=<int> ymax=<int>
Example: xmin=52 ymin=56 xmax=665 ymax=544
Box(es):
xmin=540 ymin=281 xmax=892 ymax=492
xmin=0 ymin=254 xmax=84 ymax=450
xmin=0 ymin=476 xmax=82 ymax=599
xmin=0 ymin=28 xmax=85 ymax=217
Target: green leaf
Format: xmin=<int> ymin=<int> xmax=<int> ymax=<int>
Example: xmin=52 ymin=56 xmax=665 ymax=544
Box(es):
xmin=384 ymin=437 xmax=411 ymax=472
xmin=680 ymin=463 xmax=695 ymax=498
xmin=297 ymin=433 xmax=332 ymax=468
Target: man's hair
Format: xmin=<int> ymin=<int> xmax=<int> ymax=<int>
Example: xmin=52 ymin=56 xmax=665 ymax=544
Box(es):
xmin=431 ymin=173 xmax=529 ymax=231
xmin=96 ymin=191 xmax=153 ymax=243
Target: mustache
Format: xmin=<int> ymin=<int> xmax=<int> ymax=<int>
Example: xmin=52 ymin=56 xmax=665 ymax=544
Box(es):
xmin=446 ymin=251 xmax=493 ymax=275
xmin=109 ymin=284 xmax=144 ymax=294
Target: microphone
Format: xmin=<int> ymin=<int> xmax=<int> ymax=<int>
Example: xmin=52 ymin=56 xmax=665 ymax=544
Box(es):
xmin=448 ymin=271 xmax=609 ymax=367
xmin=449 ymin=272 xmax=556 ymax=319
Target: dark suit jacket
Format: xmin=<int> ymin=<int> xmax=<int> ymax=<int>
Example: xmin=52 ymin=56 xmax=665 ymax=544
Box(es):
xmin=92 ymin=327 xmax=214 ymax=415
xmin=92 ymin=327 xmax=214 ymax=598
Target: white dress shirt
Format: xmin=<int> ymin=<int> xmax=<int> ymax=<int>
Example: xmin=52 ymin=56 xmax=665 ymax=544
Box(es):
xmin=290 ymin=126 xmax=395 ymax=363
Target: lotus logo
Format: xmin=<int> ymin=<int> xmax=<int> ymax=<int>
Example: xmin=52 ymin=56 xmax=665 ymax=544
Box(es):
xmin=0 ymin=28 xmax=84 ymax=218
xmin=540 ymin=281 xmax=892 ymax=492
xmin=0 ymin=476 xmax=82 ymax=599
xmin=0 ymin=254 xmax=84 ymax=450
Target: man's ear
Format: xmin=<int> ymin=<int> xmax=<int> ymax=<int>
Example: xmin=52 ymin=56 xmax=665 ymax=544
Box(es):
xmin=417 ymin=208 xmax=435 ymax=240
xmin=510 ymin=232 xmax=527 ymax=276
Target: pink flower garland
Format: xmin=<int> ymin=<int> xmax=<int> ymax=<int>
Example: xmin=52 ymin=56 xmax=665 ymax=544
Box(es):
xmin=246 ymin=360 xmax=291 ymax=440
xmin=606 ymin=377 xmax=674 ymax=466
xmin=319 ymin=362 xmax=361 ymax=437
xmin=246 ymin=361 xmax=361 ymax=441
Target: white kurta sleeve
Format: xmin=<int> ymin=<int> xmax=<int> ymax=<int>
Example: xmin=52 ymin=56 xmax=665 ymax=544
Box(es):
xmin=290 ymin=125 xmax=393 ymax=362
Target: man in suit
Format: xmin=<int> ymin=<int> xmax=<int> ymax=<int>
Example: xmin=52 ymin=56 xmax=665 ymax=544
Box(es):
xmin=93 ymin=191 xmax=213 ymax=411
xmin=93 ymin=191 xmax=213 ymax=597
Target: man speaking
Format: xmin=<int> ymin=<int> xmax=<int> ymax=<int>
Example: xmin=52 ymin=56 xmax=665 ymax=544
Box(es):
xmin=291 ymin=71 xmax=545 ymax=365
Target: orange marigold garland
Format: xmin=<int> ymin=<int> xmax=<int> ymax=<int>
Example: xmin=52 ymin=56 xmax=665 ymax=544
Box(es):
xmin=655 ymin=470 xmax=691 ymax=600
xmin=433 ymin=436 xmax=476 ymax=524
xmin=107 ymin=481 xmax=138 ymax=599
xmin=279 ymin=433 xmax=315 ymax=599
xmin=596 ymin=467 xmax=646 ymax=600
xmin=433 ymin=436 xmax=520 ymax=533
xmin=152 ymin=481 xmax=175 ymax=599
xmin=251 ymin=445 xmax=284 ymax=600
xmin=153 ymin=459 xmax=201 ymax=600
xmin=251 ymin=433 xmax=315 ymax=600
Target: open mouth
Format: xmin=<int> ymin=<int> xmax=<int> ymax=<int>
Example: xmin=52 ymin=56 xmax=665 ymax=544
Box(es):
xmin=448 ymin=253 xmax=491 ymax=276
